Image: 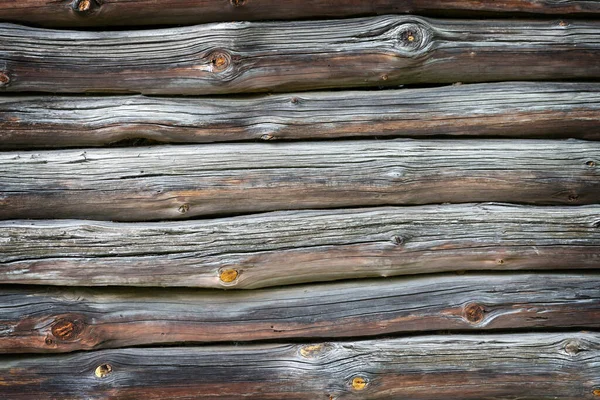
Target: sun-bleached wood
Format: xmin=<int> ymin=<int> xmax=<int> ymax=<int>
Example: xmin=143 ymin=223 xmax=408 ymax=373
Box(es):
xmin=0 ymin=17 xmax=599 ymax=94
xmin=0 ymin=273 xmax=597 ymax=353
xmin=2 ymin=82 xmax=599 ymax=149
xmin=1 ymin=333 xmax=598 ymax=399
xmin=1 ymin=204 xmax=599 ymax=288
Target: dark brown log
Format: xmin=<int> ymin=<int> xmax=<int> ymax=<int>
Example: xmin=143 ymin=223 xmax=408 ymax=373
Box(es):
xmin=1 ymin=140 xmax=599 ymax=222
xmin=1 ymin=204 xmax=599 ymax=288
xmin=0 ymin=274 xmax=598 ymax=353
xmin=0 ymin=17 xmax=599 ymax=94
xmin=1 ymin=333 xmax=598 ymax=399
xmin=2 ymin=82 xmax=599 ymax=149
xmin=0 ymin=0 xmax=599 ymax=28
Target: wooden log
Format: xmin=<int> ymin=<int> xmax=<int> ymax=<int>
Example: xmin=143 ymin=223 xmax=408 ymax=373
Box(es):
xmin=0 ymin=17 xmax=599 ymax=95
xmin=2 ymin=82 xmax=599 ymax=149
xmin=1 ymin=0 xmax=599 ymax=28
xmin=0 ymin=274 xmax=598 ymax=353
xmin=1 ymin=140 xmax=599 ymax=222
xmin=1 ymin=204 xmax=599 ymax=288
xmin=1 ymin=333 xmax=598 ymax=399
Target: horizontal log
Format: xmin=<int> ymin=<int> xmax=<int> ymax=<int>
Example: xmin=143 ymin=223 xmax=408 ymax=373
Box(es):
xmin=1 ymin=204 xmax=599 ymax=288
xmin=2 ymin=82 xmax=600 ymax=149
xmin=1 ymin=140 xmax=599 ymax=222
xmin=0 ymin=17 xmax=599 ymax=94
xmin=1 ymin=333 xmax=598 ymax=399
xmin=1 ymin=0 xmax=599 ymax=28
xmin=0 ymin=274 xmax=598 ymax=353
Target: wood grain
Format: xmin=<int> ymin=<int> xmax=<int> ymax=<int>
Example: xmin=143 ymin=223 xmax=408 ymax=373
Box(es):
xmin=1 ymin=140 xmax=599 ymax=222
xmin=2 ymin=82 xmax=599 ymax=149
xmin=0 ymin=17 xmax=599 ymax=94
xmin=1 ymin=333 xmax=598 ymax=399
xmin=0 ymin=273 xmax=598 ymax=353
xmin=1 ymin=0 xmax=599 ymax=27
xmin=1 ymin=204 xmax=599 ymax=288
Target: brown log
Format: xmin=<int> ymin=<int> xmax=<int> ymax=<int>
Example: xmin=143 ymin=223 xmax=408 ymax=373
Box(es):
xmin=1 ymin=204 xmax=599 ymax=288
xmin=1 ymin=82 xmax=599 ymax=149
xmin=1 ymin=333 xmax=598 ymax=399
xmin=0 ymin=0 xmax=598 ymax=28
xmin=0 ymin=274 xmax=598 ymax=353
xmin=1 ymin=140 xmax=599 ymax=222
xmin=0 ymin=17 xmax=599 ymax=94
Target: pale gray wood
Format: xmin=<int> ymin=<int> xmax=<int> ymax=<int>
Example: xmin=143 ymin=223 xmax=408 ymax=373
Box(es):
xmin=0 ymin=273 xmax=597 ymax=353
xmin=0 ymin=17 xmax=599 ymax=94
xmin=1 ymin=82 xmax=599 ymax=148
xmin=1 ymin=333 xmax=598 ymax=399
xmin=1 ymin=140 xmax=599 ymax=221
xmin=1 ymin=204 xmax=599 ymax=288
xmin=1 ymin=0 xmax=599 ymax=28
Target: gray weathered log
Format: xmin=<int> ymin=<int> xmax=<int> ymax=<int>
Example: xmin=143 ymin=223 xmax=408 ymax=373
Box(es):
xmin=2 ymin=82 xmax=600 ymax=149
xmin=0 ymin=333 xmax=598 ymax=399
xmin=0 ymin=273 xmax=598 ymax=353
xmin=0 ymin=17 xmax=599 ymax=94
xmin=1 ymin=140 xmax=599 ymax=222
xmin=1 ymin=204 xmax=599 ymax=288
xmin=1 ymin=0 xmax=599 ymax=28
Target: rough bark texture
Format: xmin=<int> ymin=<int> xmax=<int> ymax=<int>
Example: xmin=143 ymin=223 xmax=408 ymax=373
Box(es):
xmin=1 ymin=204 xmax=599 ymax=288
xmin=0 ymin=17 xmax=599 ymax=94
xmin=1 ymin=140 xmax=598 ymax=222
xmin=0 ymin=273 xmax=598 ymax=353
xmin=1 ymin=82 xmax=599 ymax=149
xmin=1 ymin=333 xmax=598 ymax=399
xmin=0 ymin=0 xmax=599 ymax=27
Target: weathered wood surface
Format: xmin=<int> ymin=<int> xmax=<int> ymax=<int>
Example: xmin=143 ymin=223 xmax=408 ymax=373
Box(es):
xmin=1 ymin=17 xmax=599 ymax=95
xmin=0 ymin=274 xmax=598 ymax=353
xmin=2 ymin=82 xmax=600 ymax=149
xmin=1 ymin=333 xmax=598 ymax=399
xmin=1 ymin=0 xmax=599 ymax=28
xmin=1 ymin=140 xmax=599 ymax=222
xmin=1 ymin=204 xmax=599 ymax=288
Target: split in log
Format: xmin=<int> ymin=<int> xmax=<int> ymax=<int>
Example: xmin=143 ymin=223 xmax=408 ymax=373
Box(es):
xmin=0 ymin=273 xmax=598 ymax=353
xmin=1 ymin=140 xmax=599 ymax=221
xmin=0 ymin=16 xmax=600 ymax=94
xmin=1 ymin=204 xmax=599 ymax=288
xmin=1 ymin=0 xmax=599 ymax=28
xmin=0 ymin=333 xmax=598 ymax=399
xmin=1 ymin=82 xmax=600 ymax=149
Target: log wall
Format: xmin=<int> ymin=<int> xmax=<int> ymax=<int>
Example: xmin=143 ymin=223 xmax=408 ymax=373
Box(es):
xmin=0 ymin=2 xmax=599 ymax=399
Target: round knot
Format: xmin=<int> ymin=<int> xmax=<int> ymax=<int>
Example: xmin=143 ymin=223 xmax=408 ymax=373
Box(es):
xmin=73 ymin=0 xmax=99 ymax=15
xmin=51 ymin=318 xmax=84 ymax=341
xmin=0 ymin=71 xmax=10 ymax=87
xmin=463 ymin=303 xmax=486 ymax=324
xmin=210 ymin=52 xmax=231 ymax=73
xmin=395 ymin=22 xmax=430 ymax=52
xmin=219 ymin=268 xmax=239 ymax=284
xmin=95 ymin=364 xmax=112 ymax=378
xmin=351 ymin=376 xmax=368 ymax=391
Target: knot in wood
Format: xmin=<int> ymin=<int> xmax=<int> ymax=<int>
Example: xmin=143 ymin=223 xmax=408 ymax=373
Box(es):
xmin=463 ymin=303 xmax=486 ymax=324
xmin=395 ymin=22 xmax=430 ymax=52
xmin=73 ymin=0 xmax=98 ymax=15
xmin=564 ymin=340 xmax=581 ymax=355
xmin=177 ymin=203 xmax=190 ymax=214
xmin=51 ymin=318 xmax=83 ymax=341
xmin=594 ymin=389 xmax=600 ymax=397
xmin=351 ymin=376 xmax=368 ymax=391
xmin=231 ymin=0 xmax=246 ymax=6
xmin=210 ymin=52 xmax=231 ymax=73
xmin=586 ymin=160 xmax=597 ymax=167
xmin=0 ymin=71 xmax=9 ymax=86
xmin=219 ymin=268 xmax=239 ymax=283
xmin=95 ymin=364 xmax=112 ymax=378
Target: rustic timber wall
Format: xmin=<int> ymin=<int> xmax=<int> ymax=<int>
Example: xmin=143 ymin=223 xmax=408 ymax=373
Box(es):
xmin=0 ymin=2 xmax=599 ymax=399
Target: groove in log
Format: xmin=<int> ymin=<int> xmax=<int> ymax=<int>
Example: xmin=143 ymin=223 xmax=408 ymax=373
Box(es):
xmin=1 ymin=140 xmax=599 ymax=222
xmin=1 ymin=0 xmax=599 ymax=28
xmin=0 ymin=333 xmax=598 ymax=399
xmin=2 ymin=82 xmax=600 ymax=149
xmin=0 ymin=17 xmax=599 ymax=94
xmin=0 ymin=274 xmax=598 ymax=353
xmin=1 ymin=204 xmax=599 ymax=288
